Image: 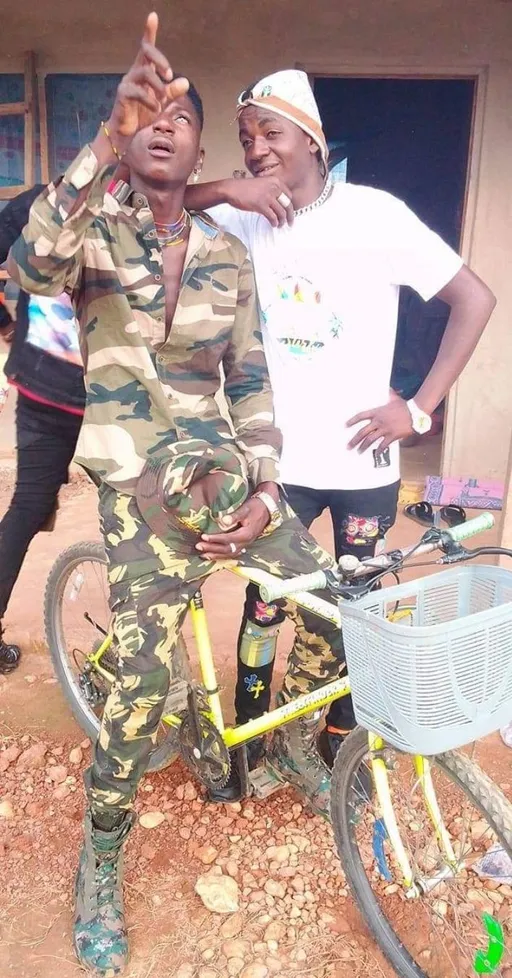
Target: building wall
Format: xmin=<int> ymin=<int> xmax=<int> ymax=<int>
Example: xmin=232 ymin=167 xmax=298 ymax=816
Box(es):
xmin=1 ymin=0 xmax=512 ymax=486
xmin=501 ymin=446 xmax=512 ymax=554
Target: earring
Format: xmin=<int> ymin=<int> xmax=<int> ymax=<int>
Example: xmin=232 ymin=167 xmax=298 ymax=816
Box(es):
xmin=193 ymin=170 xmax=200 ymax=184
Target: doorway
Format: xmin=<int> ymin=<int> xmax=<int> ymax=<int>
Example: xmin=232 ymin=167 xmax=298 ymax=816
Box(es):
xmin=313 ymin=76 xmax=476 ymax=479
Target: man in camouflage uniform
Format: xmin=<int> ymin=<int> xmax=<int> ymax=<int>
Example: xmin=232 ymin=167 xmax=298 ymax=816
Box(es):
xmin=8 ymin=15 xmax=343 ymax=977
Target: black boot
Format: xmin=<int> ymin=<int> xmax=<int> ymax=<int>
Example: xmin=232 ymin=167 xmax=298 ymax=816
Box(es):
xmin=0 ymin=626 xmax=21 ymax=675
xmin=208 ymin=738 xmax=265 ymax=803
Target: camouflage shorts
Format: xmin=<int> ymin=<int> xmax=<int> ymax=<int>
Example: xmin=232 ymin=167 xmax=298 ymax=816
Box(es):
xmin=89 ymin=485 xmax=342 ymax=812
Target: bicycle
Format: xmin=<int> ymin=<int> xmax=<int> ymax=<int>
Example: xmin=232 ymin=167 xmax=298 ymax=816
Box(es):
xmin=44 ymin=512 xmax=512 ymax=978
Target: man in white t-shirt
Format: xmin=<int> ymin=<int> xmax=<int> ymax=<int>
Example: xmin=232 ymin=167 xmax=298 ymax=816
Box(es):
xmin=186 ymin=69 xmax=495 ymax=800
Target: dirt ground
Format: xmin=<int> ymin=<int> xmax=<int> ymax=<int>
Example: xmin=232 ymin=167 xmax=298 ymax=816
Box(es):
xmin=0 ymin=467 xmax=511 ymax=978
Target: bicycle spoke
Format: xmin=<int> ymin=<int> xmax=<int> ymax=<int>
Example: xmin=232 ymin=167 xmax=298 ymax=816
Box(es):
xmin=341 ymin=738 xmax=512 ymax=977
xmin=50 ymin=549 xmax=181 ymax=759
xmin=58 ymin=558 xmax=114 ymax=718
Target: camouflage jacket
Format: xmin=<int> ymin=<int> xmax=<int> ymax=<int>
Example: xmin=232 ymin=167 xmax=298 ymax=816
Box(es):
xmin=8 ymin=146 xmax=282 ymax=493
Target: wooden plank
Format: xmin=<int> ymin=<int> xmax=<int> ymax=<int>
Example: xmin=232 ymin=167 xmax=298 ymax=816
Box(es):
xmin=0 ymin=102 xmax=25 ymax=117
xmin=0 ymin=61 xmax=35 ymax=214
xmin=38 ymin=72 xmax=49 ymax=183
xmin=0 ymin=185 xmax=28 ymax=201
xmin=24 ymin=52 xmax=36 ymax=188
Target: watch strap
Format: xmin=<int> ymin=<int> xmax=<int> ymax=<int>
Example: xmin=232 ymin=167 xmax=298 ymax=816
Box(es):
xmin=406 ymin=398 xmax=432 ymax=434
xmin=253 ymin=490 xmax=279 ymax=516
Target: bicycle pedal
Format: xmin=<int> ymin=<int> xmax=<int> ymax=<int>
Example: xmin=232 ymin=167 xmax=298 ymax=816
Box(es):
xmin=163 ymin=678 xmax=190 ymax=714
xmin=249 ymin=762 xmax=284 ymax=799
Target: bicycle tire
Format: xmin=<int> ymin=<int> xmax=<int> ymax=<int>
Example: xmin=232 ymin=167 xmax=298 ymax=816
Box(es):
xmin=44 ymin=541 xmax=191 ymax=773
xmin=330 ymin=726 xmax=512 ymax=978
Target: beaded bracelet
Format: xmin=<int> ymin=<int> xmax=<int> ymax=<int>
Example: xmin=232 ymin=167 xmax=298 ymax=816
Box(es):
xmin=101 ymin=121 xmax=124 ymax=161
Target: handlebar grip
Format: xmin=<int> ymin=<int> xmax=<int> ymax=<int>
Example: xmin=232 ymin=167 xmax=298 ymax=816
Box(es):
xmin=259 ymin=570 xmax=328 ymax=603
xmin=446 ymin=512 xmax=495 ymax=543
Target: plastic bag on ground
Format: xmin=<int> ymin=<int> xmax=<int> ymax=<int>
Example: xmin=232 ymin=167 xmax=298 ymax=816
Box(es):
xmin=474 ymin=842 xmax=512 ymax=884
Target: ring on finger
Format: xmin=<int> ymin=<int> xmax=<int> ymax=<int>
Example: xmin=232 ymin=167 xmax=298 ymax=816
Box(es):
xmin=277 ymin=191 xmax=291 ymax=208
xmin=229 ymin=542 xmax=237 ymax=554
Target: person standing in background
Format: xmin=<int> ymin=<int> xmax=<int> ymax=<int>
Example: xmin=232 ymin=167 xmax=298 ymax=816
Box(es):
xmin=0 ymin=186 xmax=85 ymax=673
xmin=185 ymin=69 xmax=496 ymax=797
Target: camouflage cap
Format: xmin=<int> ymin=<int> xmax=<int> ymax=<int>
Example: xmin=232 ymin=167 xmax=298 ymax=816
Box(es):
xmin=136 ymin=439 xmax=249 ymax=551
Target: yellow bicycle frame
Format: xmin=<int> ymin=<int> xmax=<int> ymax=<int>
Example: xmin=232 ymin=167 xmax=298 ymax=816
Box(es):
xmin=86 ymin=562 xmax=457 ymax=892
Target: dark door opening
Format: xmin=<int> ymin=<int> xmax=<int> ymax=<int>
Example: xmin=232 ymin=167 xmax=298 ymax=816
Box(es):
xmin=314 ymin=76 xmax=475 ymax=474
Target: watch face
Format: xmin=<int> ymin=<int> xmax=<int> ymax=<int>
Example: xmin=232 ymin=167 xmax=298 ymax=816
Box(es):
xmin=415 ymin=414 xmax=432 ymax=434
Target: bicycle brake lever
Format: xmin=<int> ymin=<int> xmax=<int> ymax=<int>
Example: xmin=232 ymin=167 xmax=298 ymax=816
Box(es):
xmin=439 ymin=547 xmax=471 ymax=564
xmin=386 ymin=549 xmax=405 ymax=564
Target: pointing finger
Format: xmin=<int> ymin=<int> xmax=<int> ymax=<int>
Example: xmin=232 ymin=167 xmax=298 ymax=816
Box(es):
xmin=144 ymin=11 xmax=158 ymax=47
xmin=135 ymin=13 xmax=158 ymax=65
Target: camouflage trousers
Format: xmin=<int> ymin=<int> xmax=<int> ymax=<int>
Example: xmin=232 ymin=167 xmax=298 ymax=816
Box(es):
xmin=89 ymin=485 xmax=342 ymax=812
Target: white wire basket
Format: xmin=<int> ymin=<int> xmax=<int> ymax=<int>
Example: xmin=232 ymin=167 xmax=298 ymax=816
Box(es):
xmin=339 ymin=565 xmax=512 ymax=754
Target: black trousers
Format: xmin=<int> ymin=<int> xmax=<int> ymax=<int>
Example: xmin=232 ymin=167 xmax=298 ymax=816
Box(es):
xmin=235 ymin=479 xmax=400 ymax=731
xmin=0 ymin=393 xmax=82 ymax=620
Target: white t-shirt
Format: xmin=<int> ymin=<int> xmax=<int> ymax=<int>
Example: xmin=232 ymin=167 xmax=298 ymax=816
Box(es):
xmin=209 ymin=184 xmax=463 ymax=491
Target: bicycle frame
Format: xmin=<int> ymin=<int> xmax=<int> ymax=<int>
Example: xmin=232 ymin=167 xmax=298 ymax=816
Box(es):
xmin=86 ymin=559 xmax=457 ymax=892
xmin=185 ymin=589 xmax=351 ymax=747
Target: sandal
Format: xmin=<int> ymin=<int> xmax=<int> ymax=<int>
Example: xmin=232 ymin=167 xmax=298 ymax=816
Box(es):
xmin=404 ymin=501 xmax=434 ymax=527
xmin=0 ymin=639 xmax=21 ymax=675
xmin=440 ymin=505 xmax=466 ymax=528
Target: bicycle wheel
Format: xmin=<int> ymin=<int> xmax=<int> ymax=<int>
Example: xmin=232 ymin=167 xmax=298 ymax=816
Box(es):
xmin=331 ymin=726 xmax=512 ymax=978
xmin=44 ymin=541 xmax=191 ymax=772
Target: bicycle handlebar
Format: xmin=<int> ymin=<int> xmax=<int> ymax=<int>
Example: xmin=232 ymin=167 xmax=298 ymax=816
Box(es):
xmin=259 ymin=569 xmax=328 ymax=603
xmin=444 ymin=512 xmax=494 ymax=542
xmin=258 ymin=512 xmax=496 ymax=603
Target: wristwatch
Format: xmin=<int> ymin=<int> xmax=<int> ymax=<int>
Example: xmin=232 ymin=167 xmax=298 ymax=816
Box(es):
xmin=253 ymin=490 xmax=283 ymax=532
xmin=406 ymin=398 xmax=432 ymax=435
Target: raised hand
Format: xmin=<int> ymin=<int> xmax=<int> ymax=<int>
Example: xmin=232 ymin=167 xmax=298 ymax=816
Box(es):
xmin=105 ymin=13 xmax=189 ymax=151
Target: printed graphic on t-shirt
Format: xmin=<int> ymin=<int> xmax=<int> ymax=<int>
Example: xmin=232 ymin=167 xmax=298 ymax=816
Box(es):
xmin=373 ymin=447 xmax=391 ymax=468
xmin=27 ymin=294 xmax=82 ymax=366
xmin=262 ymin=274 xmax=343 ymax=363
